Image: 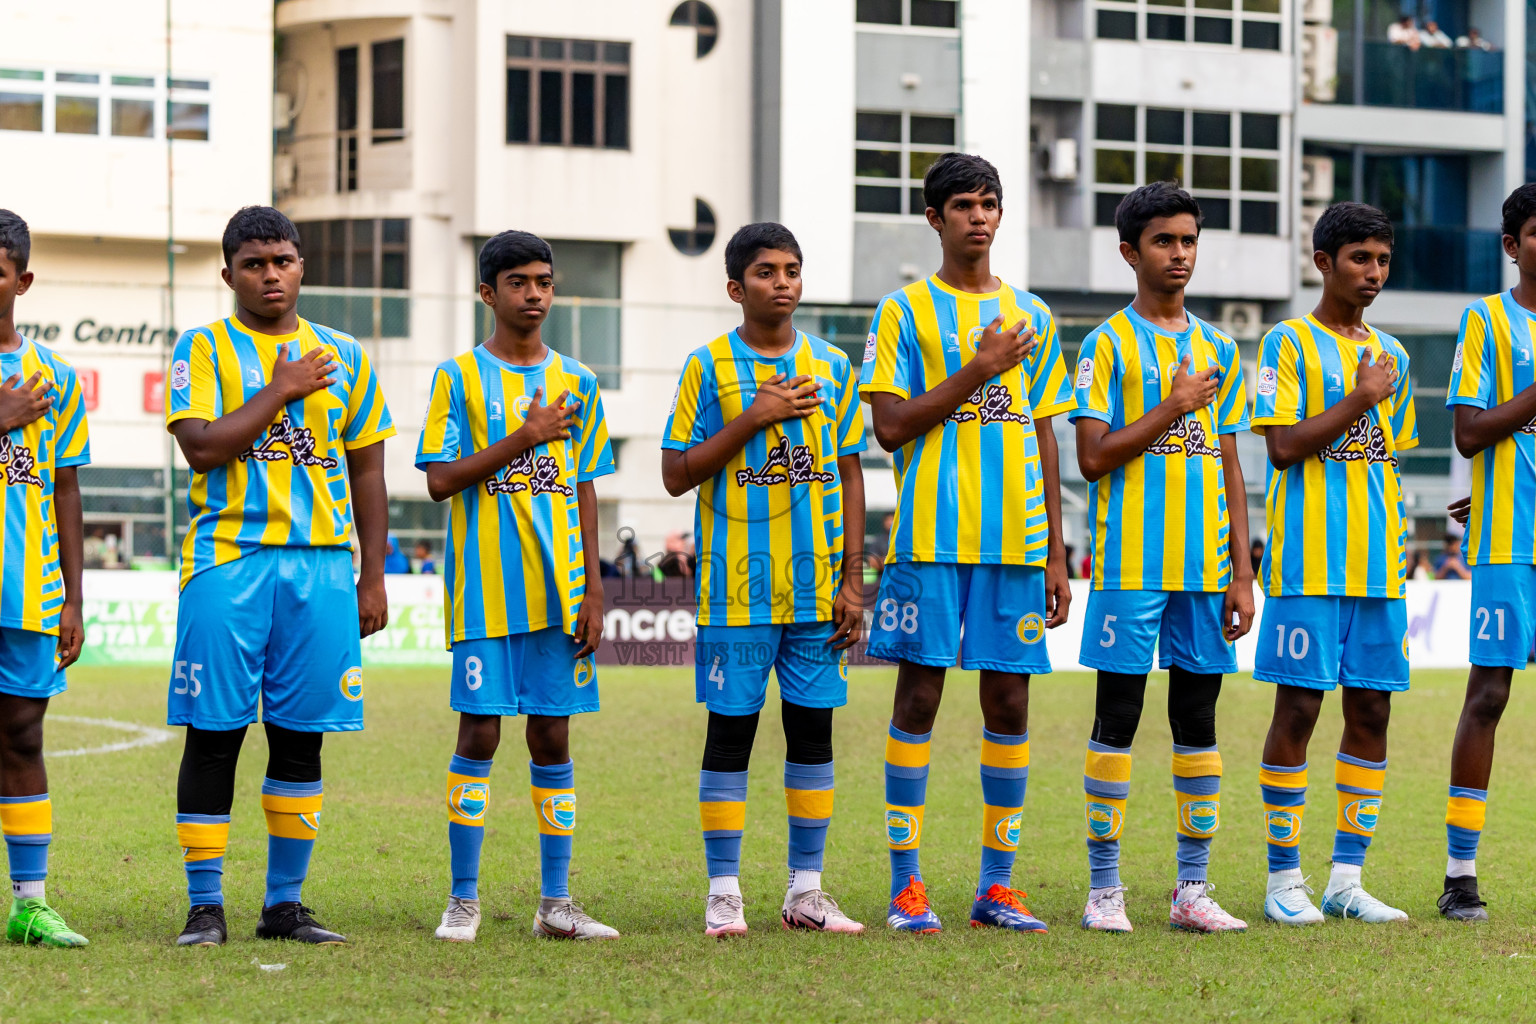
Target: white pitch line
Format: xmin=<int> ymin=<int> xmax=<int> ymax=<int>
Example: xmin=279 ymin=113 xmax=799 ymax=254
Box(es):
xmin=48 ymin=715 xmax=175 ymax=757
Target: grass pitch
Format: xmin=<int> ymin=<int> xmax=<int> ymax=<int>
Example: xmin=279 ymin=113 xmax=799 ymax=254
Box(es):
xmin=5 ymin=665 xmax=1536 ymax=1023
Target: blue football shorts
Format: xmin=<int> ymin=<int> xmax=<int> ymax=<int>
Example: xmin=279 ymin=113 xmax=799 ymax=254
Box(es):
xmin=1469 ymin=563 xmax=1536 ymax=669
xmin=450 ymin=627 xmax=598 ymax=717
xmin=1078 ymin=588 xmax=1237 ymax=674
xmin=865 ymin=561 xmax=1052 ymax=674
xmin=0 ymin=627 xmax=65 ymax=699
xmin=1253 ymin=594 xmax=1409 ymax=691
xmin=168 ymin=546 xmax=364 ymax=732
xmin=694 ymin=622 xmax=848 ymax=715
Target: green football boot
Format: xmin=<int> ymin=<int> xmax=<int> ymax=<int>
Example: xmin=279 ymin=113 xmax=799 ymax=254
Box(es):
xmin=7 ymin=898 xmax=89 ymax=947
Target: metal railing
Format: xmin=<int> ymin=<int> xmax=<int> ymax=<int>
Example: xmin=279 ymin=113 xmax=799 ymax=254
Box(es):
xmin=275 ymin=129 xmax=411 ymax=200
xmin=1337 ymin=40 xmax=1504 ymax=113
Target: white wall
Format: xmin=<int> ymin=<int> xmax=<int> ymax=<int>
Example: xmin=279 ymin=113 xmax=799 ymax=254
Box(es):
xmin=962 ymin=0 xmax=1030 ymax=287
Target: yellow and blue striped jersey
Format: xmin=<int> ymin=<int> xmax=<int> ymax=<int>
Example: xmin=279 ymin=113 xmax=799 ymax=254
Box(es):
xmin=858 ymin=275 xmax=1074 ymax=566
xmin=0 ymin=337 xmax=90 ymax=633
xmin=1448 ymin=290 xmax=1536 ymax=565
xmin=1252 ymin=315 xmax=1417 ymax=598
xmin=663 ymin=330 xmax=866 ymax=626
xmin=166 ymin=317 xmax=395 ymax=590
xmin=1071 ymin=306 xmax=1250 ymax=592
xmin=416 ymin=345 xmax=614 ymax=643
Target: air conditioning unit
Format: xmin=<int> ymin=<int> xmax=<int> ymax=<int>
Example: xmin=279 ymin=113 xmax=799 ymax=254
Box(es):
xmin=1301 ymin=25 xmax=1338 ymax=103
xmin=1219 ymin=301 xmax=1264 ymax=341
xmin=1038 ymin=137 xmax=1079 ymax=182
xmin=1300 ymin=155 xmax=1335 ymax=202
xmin=1299 ymin=203 xmax=1328 ymax=284
xmin=1302 ymin=0 xmax=1332 ymax=25
xmin=274 ymin=153 xmax=297 ymax=196
xmin=273 ymin=92 xmax=295 ymax=132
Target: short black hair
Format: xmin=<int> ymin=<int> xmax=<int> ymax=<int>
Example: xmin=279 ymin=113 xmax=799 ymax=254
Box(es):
xmin=1502 ymin=183 xmax=1536 ymax=241
xmin=922 ymin=153 xmax=1003 ymax=215
xmin=222 ymin=205 xmax=301 ymax=266
xmin=1114 ymin=182 xmax=1202 ymax=247
xmin=1312 ymin=201 xmax=1394 ymax=261
xmin=479 ymin=230 xmax=554 ymax=287
xmin=724 ymin=222 xmax=803 ymax=283
xmin=0 ymin=209 xmax=30 ymax=274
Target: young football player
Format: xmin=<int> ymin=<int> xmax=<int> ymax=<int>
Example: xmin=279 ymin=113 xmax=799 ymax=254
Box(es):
xmin=1251 ymin=202 xmax=1416 ymax=925
xmin=1071 ymin=182 xmax=1253 ymax=934
xmin=0 ymin=210 xmax=91 ymax=948
xmin=167 ymin=206 xmax=394 ymax=947
xmin=1438 ymin=182 xmax=1536 ymax=922
xmin=418 ymin=231 xmax=617 ymax=942
xmin=661 ymin=222 xmax=867 ymax=937
xmin=860 ymin=153 xmax=1075 ymax=934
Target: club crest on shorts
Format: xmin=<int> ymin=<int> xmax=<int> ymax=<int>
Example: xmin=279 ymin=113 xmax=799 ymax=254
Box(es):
xmin=450 ymin=782 xmax=488 ymax=820
xmin=1086 ymin=802 xmax=1123 ymax=840
xmin=1179 ymin=799 xmax=1220 ymax=835
xmin=541 ymin=793 xmax=576 ymax=831
xmin=1016 ymin=612 xmax=1046 ymax=645
xmin=995 ymin=812 xmax=1021 ymax=848
xmin=1266 ymin=809 xmax=1301 ymax=843
xmin=1402 ymin=633 xmax=1409 ymax=659
xmin=1344 ymin=797 xmax=1380 ymax=833
xmin=885 ymin=810 xmax=919 ymax=847
xmin=339 ymin=666 xmax=364 ymax=702
xmin=574 ymin=657 xmax=594 ymax=688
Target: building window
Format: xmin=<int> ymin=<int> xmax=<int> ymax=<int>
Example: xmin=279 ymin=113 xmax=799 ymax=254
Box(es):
xmin=669 ymin=2 xmax=720 ymax=58
xmin=294 ymin=219 xmax=411 ymax=339
xmin=167 ymin=100 xmax=208 ymax=141
xmin=1094 ymin=0 xmax=1283 ymax=49
xmin=506 ymin=36 xmax=630 ymax=150
xmin=55 ymin=95 xmax=98 ymax=135
xmin=854 ymin=111 xmax=957 ymax=216
xmin=669 ymin=198 xmax=717 ymax=256
xmin=0 ymin=92 xmax=42 ymax=132
xmin=856 ymin=0 xmax=959 ymax=28
xmin=1092 ymin=104 xmax=1283 ymax=235
xmin=336 ymin=46 xmax=359 ymax=192
xmin=112 ymin=98 xmax=154 ymax=137
xmin=371 ymin=39 xmax=404 ymax=143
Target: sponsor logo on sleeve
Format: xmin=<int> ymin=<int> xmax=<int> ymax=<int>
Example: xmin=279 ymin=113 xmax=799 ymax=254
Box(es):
xmin=171 ymin=359 xmax=191 ymax=391
xmin=1075 ymin=357 xmax=1094 ymax=390
xmin=1452 ymin=342 xmax=1464 ymax=374
xmin=863 ymin=331 xmax=877 ymax=362
xmin=1257 ymin=366 xmax=1278 ymax=397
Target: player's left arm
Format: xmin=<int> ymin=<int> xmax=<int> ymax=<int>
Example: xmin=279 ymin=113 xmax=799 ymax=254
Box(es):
xmin=1214 ymin=336 xmax=1254 ymax=640
xmin=573 ymin=375 xmax=615 ymax=658
xmin=347 ymin=441 xmax=390 ymax=638
xmin=1022 ymin=307 xmax=1074 ymax=628
xmin=573 ymin=479 xmax=604 ymax=658
xmin=830 ymin=453 xmax=866 ymax=650
xmin=54 ymin=465 xmax=84 ymax=668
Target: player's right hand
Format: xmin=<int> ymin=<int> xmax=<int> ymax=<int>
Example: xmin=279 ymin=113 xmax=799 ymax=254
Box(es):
xmin=0 ymin=372 xmax=53 ymax=432
xmin=972 ymin=316 xmax=1036 ymax=377
xmin=518 ymin=387 xmax=579 ymax=446
xmin=1354 ymin=350 xmax=1399 ymax=405
xmin=270 ymin=346 xmax=339 ymax=401
xmin=1448 ymin=495 xmax=1472 ymax=525
xmin=1166 ymin=355 xmax=1221 ymax=414
xmin=748 ymin=373 xmax=821 ymax=427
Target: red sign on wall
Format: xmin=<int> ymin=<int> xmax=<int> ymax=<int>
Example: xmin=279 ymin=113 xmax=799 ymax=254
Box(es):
xmin=77 ymin=368 xmax=99 ymax=412
xmin=142 ymin=371 xmax=164 ymax=414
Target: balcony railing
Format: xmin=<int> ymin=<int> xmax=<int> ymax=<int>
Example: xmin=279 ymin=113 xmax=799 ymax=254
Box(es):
xmin=1384 ymin=225 xmax=1501 ymax=293
xmin=274 ymin=129 xmax=411 ymax=200
xmin=1338 ymin=41 xmax=1503 ymax=113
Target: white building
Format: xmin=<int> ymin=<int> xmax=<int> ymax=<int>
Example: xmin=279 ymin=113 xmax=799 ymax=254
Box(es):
xmin=2 ymin=1 xmax=273 ymax=563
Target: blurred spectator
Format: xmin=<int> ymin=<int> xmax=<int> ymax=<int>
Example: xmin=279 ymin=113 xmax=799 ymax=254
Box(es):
xmin=658 ymin=530 xmax=695 ymax=578
xmin=1420 ymin=19 xmax=1453 ymax=47
xmin=383 ymin=534 xmax=411 ymax=574
xmin=614 ymin=526 xmax=641 ymax=577
xmin=1434 ymin=534 xmax=1471 ymax=580
xmin=1411 ymin=549 xmax=1435 ymax=580
xmin=1250 ymin=538 xmax=1265 ymax=575
xmin=1387 ymin=15 xmax=1420 ymax=48
xmin=1081 ymin=553 xmax=1093 ymax=580
xmin=414 ymin=540 xmax=437 ymax=575
xmin=1457 ymin=27 xmax=1496 ymax=50
xmin=1064 ymin=544 xmax=1077 ymax=579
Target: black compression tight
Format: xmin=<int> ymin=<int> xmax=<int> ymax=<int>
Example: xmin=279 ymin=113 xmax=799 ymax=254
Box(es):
xmin=1090 ymin=666 xmax=1222 ymax=748
xmin=177 ymin=722 xmax=324 ymax=815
